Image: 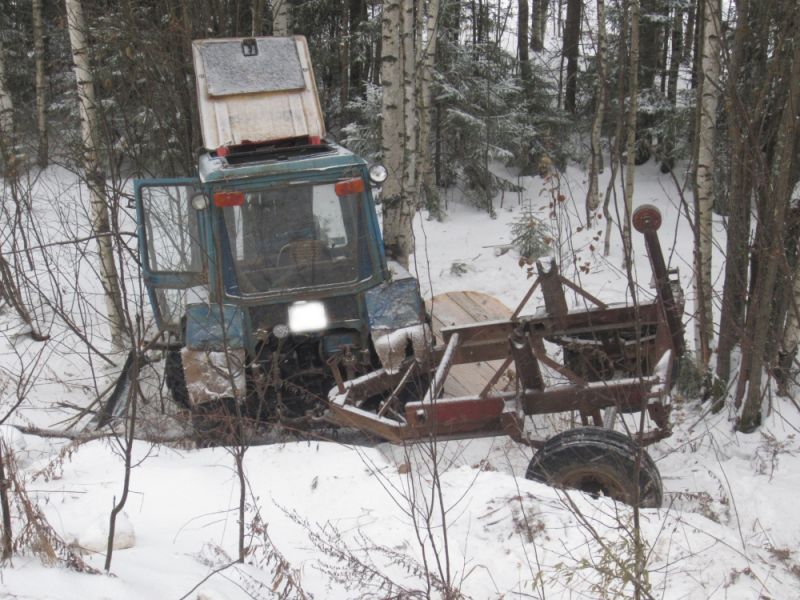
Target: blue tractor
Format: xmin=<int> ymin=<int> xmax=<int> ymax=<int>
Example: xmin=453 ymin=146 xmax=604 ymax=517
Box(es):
xmin=134 ymin=37 xmax=431 ymax=436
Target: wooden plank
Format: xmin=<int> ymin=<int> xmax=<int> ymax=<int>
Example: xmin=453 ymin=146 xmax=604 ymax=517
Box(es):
xmin=426 ymin=291 xmax=515 ymax=397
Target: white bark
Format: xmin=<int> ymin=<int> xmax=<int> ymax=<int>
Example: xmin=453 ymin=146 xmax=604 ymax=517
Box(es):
xmin=416 ymin=0 xmax=440 ymax=210
xmin=65 ymin=0 xmax=127 ymax=349
xmin=380 ymin=0 xmax=418 ymax=267
xmin=33 ymin=0 xmax=48 ymax=167
xmin=272 ymin=0 xmax=290 ymax=36
xmin=693 ymin=0 xmax=720 ymax=366
xmin=0 ymin=37 xmax=15 ymax=169
xmin=401 ymin=0 xmax=416 ymax=198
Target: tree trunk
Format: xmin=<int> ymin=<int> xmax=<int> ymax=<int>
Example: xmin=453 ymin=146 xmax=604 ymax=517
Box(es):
xmin=340 ymin=0 xmax=351 ymax=121
xmin=349 ymin=0 xmax=368 ymax=98
xmin=780 ymin=235 xmax=800 ymax=393
xmin=418 ymin=0 xmax=441 ymax=214
xmin=660 ymin=4 xmax=683 ymax=172
xmin=623 ymin=0 xmax=640 ymax=261
xmin=737 ymin=30 xmax=800 ymax=431
xmin=683 ymin=0 xmax=695 ymax=65
xmin=252 ymin=0 xmax=264 ymax=35
xmin=0 ymin=36 xmax=15 ymax=174
xmin=563 ymin=0 xmax=582 ymax=113
xmin=603 ymin=0 xmax=629 ymax=257
xmin=33 ymin=0 xmax=48 ymax=168
xmin=65 ymin=0 xmax=128 ymax=350
xmin=518 ymin=0 xmax=530 ymax=81
xmin=401 ymin=0 xmax=417 ymax=219
xmin=530 ymin=0 xmax=547 ymax=52
xmin=692 ymin=0 xmax=720 ymax=368
xmin=380 ymin=0 xmax=418 ymax=267
xmin=639 ymin=0 xmax=664 ymax=90
xmin=180 ymin=0 xmax=201 ymax=169
xmin=715 ymin=0 xmax=757 ymax=388
xmin=272 ymin=0 xmax=290 ymax=35
xmin=586 ymin=0 xmax=606 ymax=224
xmin=0 ymin=442 xmax=12 ymax=560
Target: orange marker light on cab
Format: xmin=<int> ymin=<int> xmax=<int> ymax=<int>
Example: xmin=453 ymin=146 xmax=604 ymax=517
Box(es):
xmin=334 ymin=178 xmax=365 ymax=197
xmin=213 ymin=191 xmax=245 ymax=207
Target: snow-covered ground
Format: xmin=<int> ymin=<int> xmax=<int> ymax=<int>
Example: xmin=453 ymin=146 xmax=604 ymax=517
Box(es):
xmin=1 ymin=162 xmax=799 ymax=599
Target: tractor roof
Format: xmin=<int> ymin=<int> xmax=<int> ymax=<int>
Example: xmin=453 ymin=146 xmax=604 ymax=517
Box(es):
xmin=197 ymin=139 xmax=367 ymax=184
xmin=193 ymin=36 xmax=325 ymax=151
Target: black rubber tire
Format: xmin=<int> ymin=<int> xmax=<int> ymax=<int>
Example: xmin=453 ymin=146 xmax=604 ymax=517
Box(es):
xmin=164 ymin=350 xmax=191 ymax=409
xmin=525 ymin=427 xmax=663 ymax=508
xmin=191 ymin=398 xmax=242 ymax=446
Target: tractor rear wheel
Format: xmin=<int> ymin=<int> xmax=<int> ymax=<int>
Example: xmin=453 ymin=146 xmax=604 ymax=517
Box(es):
xmin=164 ymin=350 xmax=190 ymax=409
xmin=525 ymin=427 xmax=663 ymax=508
xmin=191 ymin=398 xmax=243 ymax=446
xmin=164 ymin=351 xmax=241 ymax=445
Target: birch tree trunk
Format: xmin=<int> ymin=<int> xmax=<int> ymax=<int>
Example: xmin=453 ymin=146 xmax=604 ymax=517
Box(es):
xmin=380 ymin=0 xmax=417 ymax=267
xmin=623 ymin=0 xmax=640 ymax=262
xmin=586 ymin=0 xmax=606 ymax=224
xmin=272 ymin=0 xmax=290 ymax=35
xmin=0 ymin=37 xmax=15 ymax=173
xmin=530 ymin=0 xmax=547 ymax=52
xmin=65 ymin=0 xmax=127 ymax=350
xmin=417 ymin=0 xmax=440 ymax=214
xmin=692 ymin=0 xmax=720 ymax=368
xmin=33 ymin=0 xmax=48 ymax=168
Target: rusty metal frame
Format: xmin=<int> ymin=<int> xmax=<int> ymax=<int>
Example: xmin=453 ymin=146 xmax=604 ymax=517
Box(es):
xmin=327 ymin=205 xmax=685 ymax=446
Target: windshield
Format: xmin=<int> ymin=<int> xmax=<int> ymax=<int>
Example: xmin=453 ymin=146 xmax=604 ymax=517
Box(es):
xmin=221 ymin=180 xmax=371 ymax=295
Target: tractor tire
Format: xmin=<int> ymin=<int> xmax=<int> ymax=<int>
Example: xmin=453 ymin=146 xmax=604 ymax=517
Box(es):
xmin=525 ymin=427 xmax=663 ymax=508
xmin=191 ymin=398 xmax=241 ymax=447
xmin=164 ymin=350 xmax=190 ymax=409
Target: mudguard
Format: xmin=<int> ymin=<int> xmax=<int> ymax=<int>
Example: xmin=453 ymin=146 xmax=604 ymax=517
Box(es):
xmin=183 ymin=303 xmax=248 ymax=405
xmin=365 ymin=262 xmax=433 ymax=373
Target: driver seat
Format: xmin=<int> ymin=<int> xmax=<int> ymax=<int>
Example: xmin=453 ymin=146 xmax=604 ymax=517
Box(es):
xmin=277 ymin=239 xmax=331 ymax=268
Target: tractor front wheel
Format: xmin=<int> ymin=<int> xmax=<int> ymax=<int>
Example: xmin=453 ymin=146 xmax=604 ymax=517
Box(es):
xmin=525 ymin=427 xmax=663 ymax=508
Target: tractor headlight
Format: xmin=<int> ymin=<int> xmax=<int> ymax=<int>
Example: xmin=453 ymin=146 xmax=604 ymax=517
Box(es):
xmin=288 ymin=301 xmax=328 ymax=333
xmin=368 ymin=164 xmax=388 ymax=185
xmin=191 ymin=193 xmax=208 ymax=210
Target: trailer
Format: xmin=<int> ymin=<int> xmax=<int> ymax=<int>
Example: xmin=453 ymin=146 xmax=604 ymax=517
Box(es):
xmin=327 ymin=205 xmax=684 ymax=507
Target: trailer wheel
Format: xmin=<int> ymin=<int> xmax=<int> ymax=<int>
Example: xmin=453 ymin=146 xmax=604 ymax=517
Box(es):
xmin=525 ymin=427 xmax=663 ymax=508
xmin=164 ymin=350 xmax=190 ymax=409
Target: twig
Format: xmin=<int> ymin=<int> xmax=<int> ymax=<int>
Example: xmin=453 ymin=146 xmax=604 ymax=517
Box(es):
xmin=178 ymin=559 xmax=240 ymax=600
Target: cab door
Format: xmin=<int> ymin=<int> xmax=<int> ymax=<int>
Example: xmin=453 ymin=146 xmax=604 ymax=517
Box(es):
xmin=135 ymin=178 xmax=208 ymax=331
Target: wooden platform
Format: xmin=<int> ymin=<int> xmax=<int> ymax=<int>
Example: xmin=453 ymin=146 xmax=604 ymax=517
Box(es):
xmin=426 ymin=291 xmax=514 ymax=397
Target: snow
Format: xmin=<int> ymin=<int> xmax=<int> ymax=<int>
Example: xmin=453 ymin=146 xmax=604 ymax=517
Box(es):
xmin=372 ymin=323 xmax=433 ymax=374
xmin=1 ymin=161 xmax=799 ymax=598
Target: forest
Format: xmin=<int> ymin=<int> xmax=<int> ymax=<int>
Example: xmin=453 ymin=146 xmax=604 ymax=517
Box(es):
xmin=0 ymin=0 xmax=799 ymax=598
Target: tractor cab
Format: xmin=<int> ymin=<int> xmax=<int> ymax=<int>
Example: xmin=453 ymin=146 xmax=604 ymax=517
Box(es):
xmin=134 ymin=36 xmax=430 ymax=423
